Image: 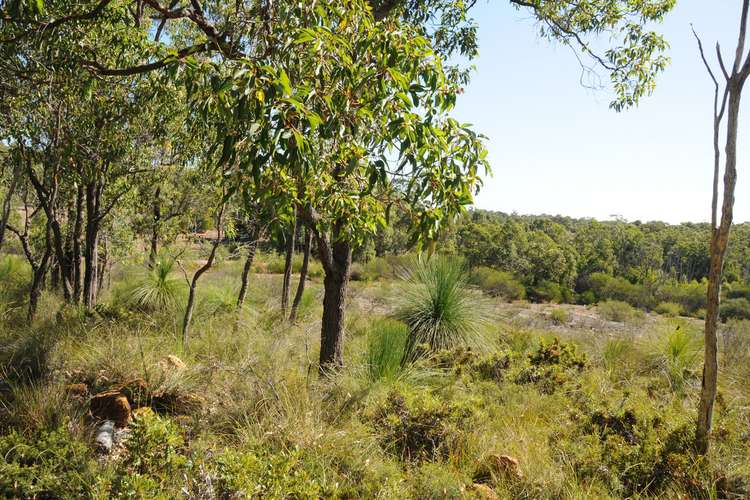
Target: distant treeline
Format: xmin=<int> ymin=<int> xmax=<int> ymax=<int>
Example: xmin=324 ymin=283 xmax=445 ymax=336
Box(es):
xmin=332 ymin=210 xmax=750 ymax=320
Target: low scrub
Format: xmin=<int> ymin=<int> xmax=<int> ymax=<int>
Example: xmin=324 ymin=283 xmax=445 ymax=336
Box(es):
xmin=598 ymin=300 xmax=644 ymax=323
xmin=469 ymin=267 xmax=525 ymax=301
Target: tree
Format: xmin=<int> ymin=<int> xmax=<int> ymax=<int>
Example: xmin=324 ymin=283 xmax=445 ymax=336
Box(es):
xmin=692 ymin=0 xmax=750 ymax=454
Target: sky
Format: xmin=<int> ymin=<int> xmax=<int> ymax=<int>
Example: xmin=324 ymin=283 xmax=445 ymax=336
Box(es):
xmin=452 ymin=0 xmax=750 ymax=224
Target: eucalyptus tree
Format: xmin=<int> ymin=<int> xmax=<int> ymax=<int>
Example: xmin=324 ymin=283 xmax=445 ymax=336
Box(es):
xmin=692 ymin=0 xmax=750 ymax=454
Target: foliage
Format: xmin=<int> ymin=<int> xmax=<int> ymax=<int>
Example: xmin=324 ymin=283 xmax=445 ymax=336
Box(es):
xmin=469 ymin=266 xmax=525 ymax=301
xmin=0 ymin=425 xmax=96 ymax=499
xmin=655 ymin=301 xmax=682 ymax=317
xmin=598 ymin=300 xmax=644 ymax=323
xmin=720 ymin=297 xmax=750 ymax=322
xmin=549 ymin=307 xmax=569 ymax=325
xmin=398 ymin=256 xmax=486 ymax=361
xmin=367 ymin=319 xmax=409 ymax=382
xmin=370 ymin=389 xmax=474 ymax=463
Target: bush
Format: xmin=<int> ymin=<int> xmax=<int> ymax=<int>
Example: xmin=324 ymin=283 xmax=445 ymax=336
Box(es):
xmin=726 ymin=283 xmax=750 ymax=300
xmin=366 ymin=319 xmax=408 ymax=382
xmin=398 ymin=256 xmax=486 ymax=362
xmin=0 ymin=425 xmax=96 ymax=498
xmin=526 ymin=280 xmax=564 ymax=303
xmin=655 ymin=302 xmax=682 ymax=317
xmin=657 ymin=280 xmax=706 ymax=315
xmin=598 ymin=300 xmax=644 ymax=323
xmin=550 ymin=308 xmax=569 ymax=325
xmin=215 ymin=447 xmax=328 ymax=498
xmin=469 ymin=267 xmax=525 ymax=301
xmin=588 ymin=273 xmax=655 ymax=309
xmin=371 ymin=390 xmax=474 ymax=463
xmin=720 ymin=297 xmax=750 ymax=322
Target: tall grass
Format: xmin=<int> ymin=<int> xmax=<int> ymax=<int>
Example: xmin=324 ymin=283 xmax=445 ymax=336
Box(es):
xmin=398 ymin=256 xmax=487 ymax=362
xmin=366 ymin=319 xmax=408 ymax=382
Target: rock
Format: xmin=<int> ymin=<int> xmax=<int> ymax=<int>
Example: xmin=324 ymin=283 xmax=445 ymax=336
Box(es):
xmin=158 ymin=355 xmax=186 ymax=371
xmin=117 ymin=378 xmax=149 ymax=407
xmin=94 ymin=420 xmax=115 ymax=453
xmin=65 ymin=383 xmax=88 ymax=398
xmin=474 ymin=454 xmax=523 ymax=483
xmin=469 ymin=483 xmax=499 ymax=499
xmin=90 ymin=390 xmax=131 ymax=428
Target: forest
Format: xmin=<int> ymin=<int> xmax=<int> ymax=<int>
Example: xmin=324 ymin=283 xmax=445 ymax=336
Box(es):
xmin=0 ymin=0 xmax=749 ymax=499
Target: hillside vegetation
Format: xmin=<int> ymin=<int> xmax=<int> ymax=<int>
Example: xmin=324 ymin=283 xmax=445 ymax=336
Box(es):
xmin=0 ymin=250 xmax=748 ymax=499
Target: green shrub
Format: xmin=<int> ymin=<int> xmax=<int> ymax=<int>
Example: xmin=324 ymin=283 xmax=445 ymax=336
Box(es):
xmin=588 ymin=273 xmax=655 ymax=309
xmin=658 ymin=280 xmax=706 ymax=314
xmin=371 ymin=390 xmax=474 ymax=463
xmin=469 ymin=267 xmax=525 ymax=301
xmin=655 ymin=301 xmax=682 ymax=317
xmin=515 ymin=338 xmax=586 ymax=394
xmin=550 ymin=307 xmax=569 ymax=325
xmin=726 ymin=283 xmax=750 ymax=300
xmin=0 ymin=425 xmax=96 ymax=498
xmin=720 ymin=297 xmax=750 ymax=322
xmin=412 ymin=461 xmax=468 ymax=499
xmin=527 ymin=280 xmax=564 ymax=303
xmin=428 ymin=346 xmax=512 ymax=382
xmin=598 ymin=300 xmax=644 ymax=323
xmin=366 ymin=319 xmax=408 ymax=382
xmin=398 ymin=256 xmax=486 ymax=362
xmin=215 ymin=447 xmax=329 ymax=498
xmin=110 ymin=411 xmax=188 ymax=497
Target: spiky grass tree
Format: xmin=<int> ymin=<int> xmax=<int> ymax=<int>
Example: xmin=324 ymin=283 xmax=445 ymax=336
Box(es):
xmin=398 ymin=256 xmax=485 ymax=363
xmin=130 ymin=258 xmax=184 ymax=311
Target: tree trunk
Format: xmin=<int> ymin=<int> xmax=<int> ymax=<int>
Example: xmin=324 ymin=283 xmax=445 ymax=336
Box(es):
xmin=0 ymin=166 xmax=20 ymax=252
xmin=281 ymin=215 xmax=297 ymax=315
xmin=236 ymin=234 xmax=258 ymax=310
xmin=83 ymin=182 xmax=101 ymax=309
xmin=149 ymin=186 xmax=161 ymax=267
xmin=72 ymin=184 xmax=84 ymax=302
xmin=318 ymin=228 xmax=351 ymax=371
xmin=697 ymin=82 xmax=744 ymax=454
xmin=289 ymin=225 xmax=311 ymax=323
xmin=98 ymin=234 xmax=108 ymax=293
xmin=183 ymin=204 xmax=225 ymax=350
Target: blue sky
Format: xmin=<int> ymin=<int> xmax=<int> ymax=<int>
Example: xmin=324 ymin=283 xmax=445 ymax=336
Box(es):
xmin=453 ymin=0 xmax=749 ymax=224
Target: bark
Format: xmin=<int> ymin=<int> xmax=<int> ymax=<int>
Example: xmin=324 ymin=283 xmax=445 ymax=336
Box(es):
xmin=289 ymin=225 xmax=312 ymax=323
xmin=149 ymin=186 xmax=161 ymax=267
xmin=318 ymin=234 xmax=351 ymax=371
xmin=694 ymin=1 xmax=750 ymax=454
xmin=98 ymin=234 xmax=108 ymax=293
xmin=280 ymin=215 xmax=297 ymax=315
xmin=236 ymin=229 xmax=259 ymax=310
xmin=26 ymin=166 xmax=73 ymax=300
xmin=83 ymin=182 xmax=101 ymax=309
xmin=0 ymin=165 xmax=20 ymax=251
xmin=72 ymin=184 xmax=84 ymax=302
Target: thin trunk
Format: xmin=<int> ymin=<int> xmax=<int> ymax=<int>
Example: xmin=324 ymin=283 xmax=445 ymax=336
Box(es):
xmin=183 ymin=204 xmax=225 ymax=350
xmin=693 ymin=2 xmax=750 ymax=452
xmin=289 ymin=225 xmax=311 ymax=323
xmin=697 ymin=84 xmax=744 ymax=454
xmin=0 ymin=167 xmax=19 ymax=251
xmin=98 ymin=235 xmax=108 ymax=293
xmin=236 ymin=235 xmax=258 ymax=310
xmin=281 ymin=216 xmax=297 ymax=315
xmin=149 ymin=186 xmax=161 ymax=267
xmin=84 ymin=182 xmax=101 ymax=309
xmin=72 ymin=184 xmax=84 ymax=302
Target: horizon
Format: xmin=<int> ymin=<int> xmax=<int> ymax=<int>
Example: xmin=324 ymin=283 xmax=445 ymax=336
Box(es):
xmin=457 ymin=0 xmax=750 ymax=225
